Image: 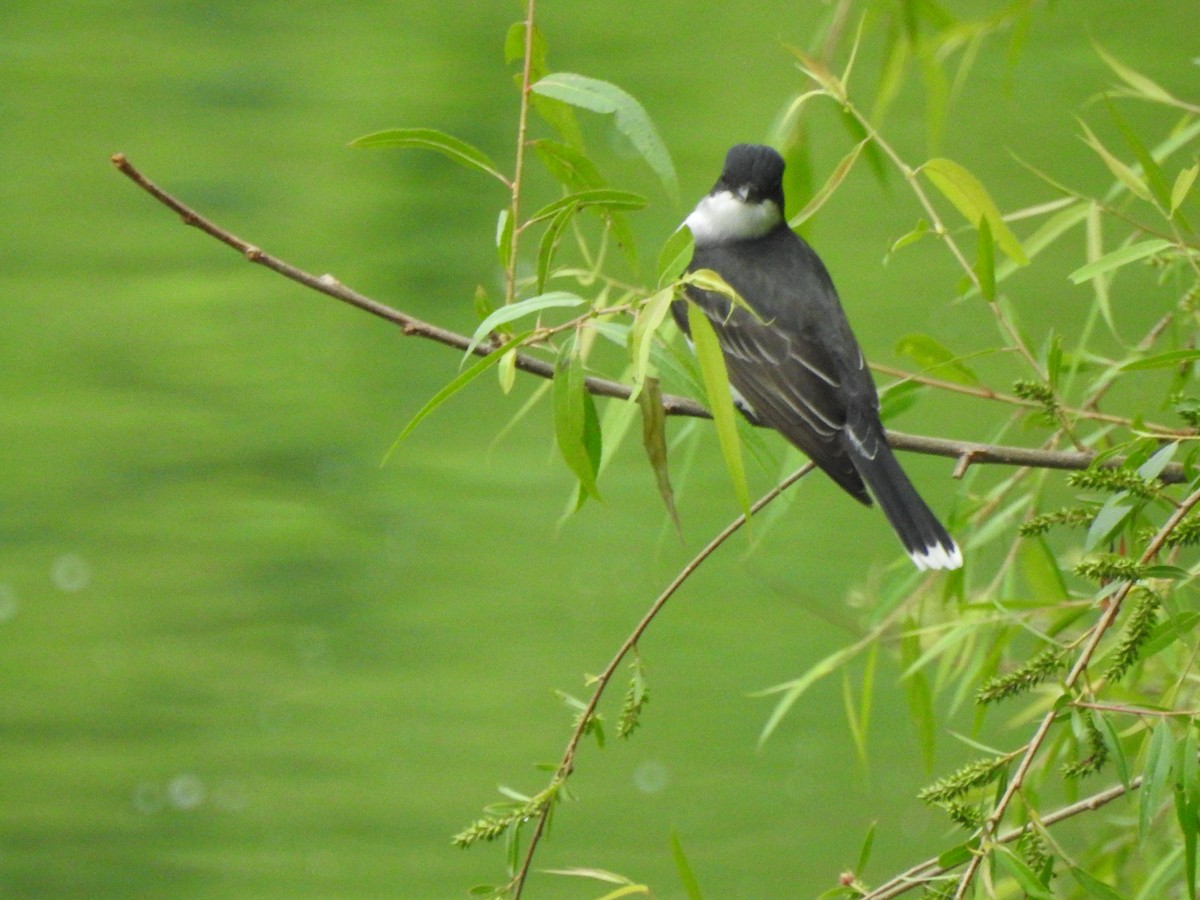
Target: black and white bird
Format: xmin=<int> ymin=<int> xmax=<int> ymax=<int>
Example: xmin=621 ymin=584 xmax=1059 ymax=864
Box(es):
xmin=673 ymin=143 xmax=961 ymax=571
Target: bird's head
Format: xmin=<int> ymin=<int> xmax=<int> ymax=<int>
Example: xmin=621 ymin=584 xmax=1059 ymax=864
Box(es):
xmin=685 ymin=144 xmax=786 ymax=247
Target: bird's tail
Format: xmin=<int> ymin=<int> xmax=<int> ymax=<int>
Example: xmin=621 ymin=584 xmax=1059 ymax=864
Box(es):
xmin=850 ymin=438 xmax=961 ymax=571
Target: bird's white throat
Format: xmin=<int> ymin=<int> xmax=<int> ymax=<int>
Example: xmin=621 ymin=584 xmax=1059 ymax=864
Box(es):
xmin=684 ymin=190 xmax=782 ymax=246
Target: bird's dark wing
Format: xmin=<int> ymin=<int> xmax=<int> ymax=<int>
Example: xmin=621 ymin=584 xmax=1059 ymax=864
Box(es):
xmin=675 ymin=221 xmax=959 ymax=568
xmin=674 ymin=230 xmax=876 ymax=504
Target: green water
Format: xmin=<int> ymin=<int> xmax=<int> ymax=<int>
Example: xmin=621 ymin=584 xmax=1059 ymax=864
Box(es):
xmin=2 ymin=2 xmax=1196 ymax=896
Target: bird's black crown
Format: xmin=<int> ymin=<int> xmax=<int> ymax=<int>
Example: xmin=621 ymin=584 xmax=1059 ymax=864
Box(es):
xmin=716 ymin=143 xmax=786 ymax=207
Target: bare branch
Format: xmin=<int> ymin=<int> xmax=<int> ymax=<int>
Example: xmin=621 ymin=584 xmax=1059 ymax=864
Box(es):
xmin=111 ymin=152 xmax=1193 ymax=487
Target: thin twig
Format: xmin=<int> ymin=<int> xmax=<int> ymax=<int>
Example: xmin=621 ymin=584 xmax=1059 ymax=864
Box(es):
xmin=109 ymin=154 xmax=1192 ymax=484
xmin=503 ymin=0 xmax=538 ymax=306
xmin=834 ymin=98 xmax=1051 ymax=392
xmin=862 ymin=776 xmax=1143 ymax=899
xmin=872 ymin=361 xmax=1192 ymax=438
xmin=951 ymin=484 xmax=1200 ymax=898
xmin=1073 ymin=700 xmax=1200 ymax=719
xmin=508 ymin=463 xmax=816 ymax=897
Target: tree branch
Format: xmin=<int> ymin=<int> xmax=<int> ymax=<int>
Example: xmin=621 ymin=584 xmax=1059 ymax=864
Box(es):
xmin=951 ymin=482 xmax=1200 ymax=898
xmin=862 ymin=775 xmax=1143 ymax=899
xmin=111 ymin=153 xmax=1192 ymax=485
xmin=871 ymin=361 xmax=1192 ymax=439
xmin=509 ymin=462 xmax=816 ymax=897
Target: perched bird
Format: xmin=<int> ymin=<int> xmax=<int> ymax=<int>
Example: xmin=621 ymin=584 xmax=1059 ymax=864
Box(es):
xmin=673 ymin=143 xmax=961 ymax=570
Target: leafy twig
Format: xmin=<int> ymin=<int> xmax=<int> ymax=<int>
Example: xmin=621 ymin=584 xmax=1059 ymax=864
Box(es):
xmin=503 ymin=0 xmax=538 ymax=306
xmin=873 ymin=361 xmax=1193 ymax=437
xmin=507 ymin=461 xmax=816 ymax=896
xmin=108 ymin=154 xmax=1193 ymax=485
xmin=862 ymin=776 xmax=1144 ymax=899
xmin=951 ymin=483 xmax=1200 ymax=898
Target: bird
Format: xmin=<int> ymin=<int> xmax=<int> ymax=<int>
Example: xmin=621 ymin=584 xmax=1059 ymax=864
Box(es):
xmin=672 ymin=143 xmax=961 ymax=571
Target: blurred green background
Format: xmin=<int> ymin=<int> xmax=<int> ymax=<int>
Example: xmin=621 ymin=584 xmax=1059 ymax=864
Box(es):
xmin=2 ymin=2 xmax=1196 ymax=897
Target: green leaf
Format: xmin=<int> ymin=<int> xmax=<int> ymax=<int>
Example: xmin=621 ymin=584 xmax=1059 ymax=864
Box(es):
xmin=682 ymin=269 xmax=761 ymax=320
xmin=686 ymin=303 xmax=750 ymax=518
xmin=1141 ymin=564 xmax=1189 ymax=581
xmin=542 ymin=867 xmax=650 ymax=898
xmin=1096 ymin=712 xmax=1130 ymax=790
xmin=788 ymin=139 xmax=867 ymax=228
xmin=889 ymin=218 xmax=931 ymax=255
xmin=473 ymin=284 xmax=495 ymax=321
xmin=1018 ymin=534 xmax=1071 ymax=604
xmin=1069 ymin=238 xmax=1173 ymax=285
xmin=1171 ymin=164 xmax=1199 ymax=215
xmin=503 ymin=21 xmax=527 ymax=65
xmin=1021 ymin=197 xmax=1090 ymax=259
xmin=466 ymin=291 xmax=586 ymax=359
xmin=755 ymin=643 xmax=863 ymax=745
xmin=1140 ymin=719 xmax=1175 ymax=844
xmin=900 ymin=629 xmax=936 ymax=771
xmin=1069 ymin=865 xmax=1129 ymax=900
xmin=670 ymin=831 xmax=704 ymax=900
xmin=1083 ymin=202 xmax=1117 ymax=336
xmin=878 ymin=380 xmax=926 ymax=423
xmin=1138 ymin=440 xmax=1179 ymax=481
xmin=1044 ymin=332 xmax=1063 ymax=390
xmin=936 ymin=840 xmax=977 ymax=869
xmin=842 ymin=643 xmax=877 ymax=766
xmin=349 ymin=127 xmax=508 ymax=185
xmin=536 ymin=203 xmax=577 ymax=293
xmin=1104 ymin=96 xmax=1174 ymax=213
xmin=532 ymin=139 xmax=605 ymax=190
xmin=528 ymin=188 xmax=647 ymax=225
xmin=553 ymin=341 xmax=603 ymax=502
xmin=922 ymin=157 xmax=1028 ymax=265
xmin=385 ymin=333 xmax=532 ymax=459
xmin=894 ymin=334 xmax=980 ymax=386
xmin=1120 ymin=347 xmax=1200 ymax=371
xmin=497 ymin=348 xmax=517 ymax=395
xmin=995 ymin=847 xmax=1055 ymax=900
xmin=1079 ymin=121 xmax=1154 ymax=202
xmin=855 ymin=821 xmax=876 ymax=879
xmin=1140 ymin=611 xmax=1200 ymax=661
xmin=1094 ymin=42 xmax=1181 ymax=106
xmin=1084 ymin=497 xmax=1133 ymax=552
xmin=594 ymin=887 xmax=652 ymax=900
xmin=496 ymin=208 xmax=513 ymax=269
xmin=531 ymin=72 xmax=678 ymax=201
xmin=595 ymin=368 xmax=639 ymax=475
xmin=656 ymin=226 xmax=694 ymax=287
xmin=974 ymin=214 xmax=996 ymax=301
xmin=541 ymin=867 xmax=633 ymax=885
xmin=1176 ymin=724 xmax=1200 ymax=898
xmin=638 ymin=377 xmax=680 ymax=532
xmin=630 ymin=287 xmax=674 ymax=385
